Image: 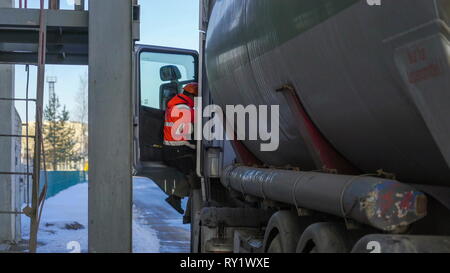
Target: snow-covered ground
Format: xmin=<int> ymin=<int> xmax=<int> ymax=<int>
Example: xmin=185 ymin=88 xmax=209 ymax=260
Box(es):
xmin=21 ymin=177 xmax=189 ymax=253
xmin=133 ymin=177 xmax=190 ymax=253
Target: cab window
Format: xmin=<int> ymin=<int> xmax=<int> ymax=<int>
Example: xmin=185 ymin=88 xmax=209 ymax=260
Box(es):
xmin=140 ymin=51 xmax=196 ymax=110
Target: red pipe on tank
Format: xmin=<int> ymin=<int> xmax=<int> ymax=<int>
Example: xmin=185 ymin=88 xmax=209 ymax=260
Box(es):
xmin=231 ymin=138 xmax=262 ymax=166
xmin=277 ymin=84 xmax=360 ymax=175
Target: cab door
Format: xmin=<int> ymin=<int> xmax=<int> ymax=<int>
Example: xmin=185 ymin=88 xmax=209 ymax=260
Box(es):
xmin=133 ymin=45 xmax=198 ymax=197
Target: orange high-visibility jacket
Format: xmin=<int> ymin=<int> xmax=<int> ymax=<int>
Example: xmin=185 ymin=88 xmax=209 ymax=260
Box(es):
xmin=163 ymin=94 xmax=195 ymax=149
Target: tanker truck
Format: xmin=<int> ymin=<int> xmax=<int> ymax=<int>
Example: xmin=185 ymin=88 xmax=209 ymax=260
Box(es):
xmin=133 ymin=0 xmax=450 ymax=253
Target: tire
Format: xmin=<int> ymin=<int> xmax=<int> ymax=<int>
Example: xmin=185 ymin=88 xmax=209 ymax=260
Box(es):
xmin=263 ymin=211 xmax=313 ymax=253
xmin=267 ymin=235 xmax=283 ymax=253
xmin=296 ymin=222 xmax=351 ymax=253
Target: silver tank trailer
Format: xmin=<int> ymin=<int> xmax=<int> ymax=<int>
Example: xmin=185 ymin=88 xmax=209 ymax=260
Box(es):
xmin=205 ymin=0 xmax=450 ymax=186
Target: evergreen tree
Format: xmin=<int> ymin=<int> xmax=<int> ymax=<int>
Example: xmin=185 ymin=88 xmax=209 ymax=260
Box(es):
xmin=44 ymin=92 xmax=78 ymax=170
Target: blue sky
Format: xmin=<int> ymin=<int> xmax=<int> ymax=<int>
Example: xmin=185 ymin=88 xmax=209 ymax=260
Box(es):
xmin=14 ymin=0 xmax=199 ymax=122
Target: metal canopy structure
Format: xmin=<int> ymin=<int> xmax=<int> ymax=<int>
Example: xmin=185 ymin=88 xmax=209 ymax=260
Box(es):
xmin=0 ymin=8 xmax=88 ymax=65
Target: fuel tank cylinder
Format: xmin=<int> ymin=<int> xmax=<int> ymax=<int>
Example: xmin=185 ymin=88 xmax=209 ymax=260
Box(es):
xmin=205 ymin=0 xmax=450 ymax=186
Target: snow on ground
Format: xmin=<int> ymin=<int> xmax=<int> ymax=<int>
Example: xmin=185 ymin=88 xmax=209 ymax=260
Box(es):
xmin=133 ymin=177 xmax=190 ymax=253
xmin=21 ymin=180 xmax=163 ymax=253
xmin=21 ymin=183 xmax=90 ymax=253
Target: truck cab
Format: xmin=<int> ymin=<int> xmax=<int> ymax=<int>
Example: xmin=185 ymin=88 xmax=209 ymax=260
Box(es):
xmin=133 ymin=44 xmax=199 ymax=200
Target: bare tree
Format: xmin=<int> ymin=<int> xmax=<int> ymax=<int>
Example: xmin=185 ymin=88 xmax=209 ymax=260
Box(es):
xmin=74 ymin=72 xmax=88 ymax=170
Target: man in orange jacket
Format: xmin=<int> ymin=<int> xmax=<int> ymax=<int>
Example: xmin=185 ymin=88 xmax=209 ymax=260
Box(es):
xmin=163 ymin=82 xmax=198 ymax=214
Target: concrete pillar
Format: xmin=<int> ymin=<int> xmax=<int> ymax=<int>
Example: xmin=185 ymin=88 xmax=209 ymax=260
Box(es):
xmin=0 ymin=0 xmax=19 ymax=245
xmin=88 ymin=0 xmax=133 ymax=253
xmin=0 ymin=64 xmax=15 ymax=243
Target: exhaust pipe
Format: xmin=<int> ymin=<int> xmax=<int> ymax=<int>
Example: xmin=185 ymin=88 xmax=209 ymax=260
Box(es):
xmin=221 ymin=165 xmax=427 ymax=231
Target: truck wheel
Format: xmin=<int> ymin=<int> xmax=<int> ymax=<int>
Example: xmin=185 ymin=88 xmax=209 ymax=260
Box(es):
xmin=296 ymin=222 xmax=351 ymax=253
xmin=266 ymin=234 xmax=283 ymax=253
xmin=263 ymin=211 xmax=313 ymax=253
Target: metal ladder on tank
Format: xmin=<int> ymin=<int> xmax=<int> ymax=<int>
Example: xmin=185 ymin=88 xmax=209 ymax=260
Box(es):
xmin=0 ymin=0 xmax=49 ymax=253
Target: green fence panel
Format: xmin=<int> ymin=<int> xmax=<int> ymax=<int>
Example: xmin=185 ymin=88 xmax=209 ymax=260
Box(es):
xmin=39 ymin=171 xmax=88 ymax=199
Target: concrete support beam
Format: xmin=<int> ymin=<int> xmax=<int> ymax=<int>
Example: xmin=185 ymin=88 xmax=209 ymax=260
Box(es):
xmin=88 ymin=0 xmax=134 ymax=253
xmin=0 ymin=8 xmax=88 ymax=28
xmin=0 ymin=8 xmax=89 ymax=65
xmin=0 ymin=64 xmax=16 ymax=243
xmin=0 ymin=0 xmax=12 ymax=8
xmin=0 ymin=0 xmax=20 ymax=245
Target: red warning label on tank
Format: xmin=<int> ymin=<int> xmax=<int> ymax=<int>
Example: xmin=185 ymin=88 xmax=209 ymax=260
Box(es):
xmin=408 ymin=63 xmax=442 ymax=84
xmin=395 ymin=35 xmax=447 ymax=85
